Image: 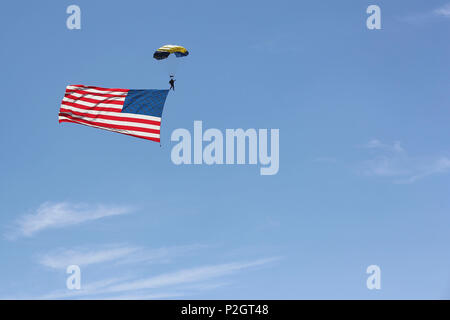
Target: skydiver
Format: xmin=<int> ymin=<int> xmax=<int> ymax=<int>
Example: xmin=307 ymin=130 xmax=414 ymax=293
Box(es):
xmin=169 ymin=77 xmax=176 ymax=91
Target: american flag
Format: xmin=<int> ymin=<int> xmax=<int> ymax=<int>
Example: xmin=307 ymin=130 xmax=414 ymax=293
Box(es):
xmin=59 ymin=85 xmax=170 ymax=143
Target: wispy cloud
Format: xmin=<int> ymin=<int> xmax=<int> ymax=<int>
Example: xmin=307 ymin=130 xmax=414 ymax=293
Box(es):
xmin=38 ymin=257 xmax=279 ymax=299
xmin=107 ymin=258 xmax=278 ymax=294
xmin=116 ymin=244 xmax=210 ymax=265
xmin=37 ymin=244 xmax=208 ymax=269
xmin=38 ymin=277 xmax=131 ymax=300
xmin=7 ymin=202 xmax=133 ymax=239
xmin=398 ymin=157 xmax=450 ymax=184
xmin=360 ymin=139 xmax=450 ymax=183
xmin=365 ymin=139 xmax=404 ymax=153
xmin=38 ymin=245 xmax=139 ymax=269
xmin=401 ymin=3 xmax=450 ymax=23
xmin=434 ymin=3 xmax=450 ymax=17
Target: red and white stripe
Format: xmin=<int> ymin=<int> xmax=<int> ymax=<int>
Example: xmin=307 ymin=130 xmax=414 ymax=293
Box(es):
xmin=58 ymin=85 xmax=161 ymax=142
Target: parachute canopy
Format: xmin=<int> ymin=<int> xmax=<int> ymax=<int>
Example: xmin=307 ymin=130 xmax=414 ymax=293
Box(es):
xmin=153 ymin=45 xmax=189 ymax=60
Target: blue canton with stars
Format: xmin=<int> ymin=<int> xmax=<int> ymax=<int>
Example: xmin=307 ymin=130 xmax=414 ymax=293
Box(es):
xmin=121 ymin=89 xmax=169 ymax=118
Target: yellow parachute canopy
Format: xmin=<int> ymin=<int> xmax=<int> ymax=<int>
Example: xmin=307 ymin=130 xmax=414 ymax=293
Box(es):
xmin=153 ymin=45 xmax=189 ymax=60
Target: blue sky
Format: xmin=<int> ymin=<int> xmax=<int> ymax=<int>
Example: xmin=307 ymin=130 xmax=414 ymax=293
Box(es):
xmin=0 ymin=0 xmax=449 ymax=299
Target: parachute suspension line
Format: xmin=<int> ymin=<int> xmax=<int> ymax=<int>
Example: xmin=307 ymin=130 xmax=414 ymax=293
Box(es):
xmin=152 ymin=44 xmax=188 ymax=149
xmin=153 ymin=45 xmax=189 ymax=77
